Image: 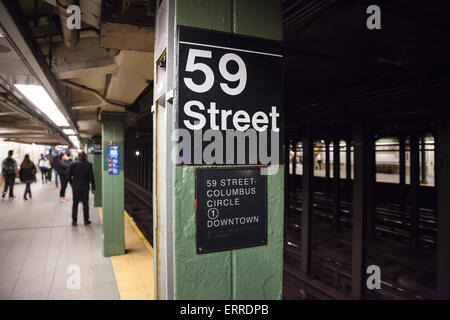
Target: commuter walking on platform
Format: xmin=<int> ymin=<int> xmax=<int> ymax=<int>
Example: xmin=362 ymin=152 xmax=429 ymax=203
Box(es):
xmin=46 ymin=153 xmax=53 ymax=182
xmin=68 ymin=151 xmax=95 ymax=226
xmin=53 ymin=151 xmax=60 ymax=188
xmin=1 ymin=150 xmax=18 ymax=199
xmin=19 ymin=154 xmax=37 ymax=200
xmin=56 ymin=152 xmax=71 ymax=202
xmin=38 ymin=154 xmax=50 ymax=184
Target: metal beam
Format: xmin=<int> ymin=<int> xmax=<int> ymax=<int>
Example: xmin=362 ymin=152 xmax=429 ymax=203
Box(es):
xmin=301 ymin=129 xmax=313 ymax=275
xmin=333 ymin=138 xmax=340 ymax=231
xmin=399 ymin=135 xmax=406 ymax=211
xmin=325 ymin=139 xmax=330 ymax=195
xmin=420 ymin=136 xmax=428 ymax=184
xmin=292 ymin=139 xmax=297 ymax=186
xmin=366 ymin=133 xmax=376 ymax=243
xmin=0 ymin=132 xmax=49 ymax=137
xmin=352 ymin=123 xmax=368 ymax=300
xmin=0 ymin=112 xmax=17 ymax=117
xmin=410 ymin=133 xmax=420 ymax=254
xmin=346 ymin=138 xmax=352 ymax=201
xmin=61 ymin=80 xmax=127 ymax=110
xmin=284 ymin=138 xmax=290 ymax=245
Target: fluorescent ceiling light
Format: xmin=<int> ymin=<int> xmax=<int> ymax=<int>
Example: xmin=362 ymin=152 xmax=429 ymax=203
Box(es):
xmin=63 ymin=129 xmax=75 ymax=135
xmin=69 ymin=136 xmax=80 ymax=149
xmin=14 ymin=84 xmax=70 ymax=127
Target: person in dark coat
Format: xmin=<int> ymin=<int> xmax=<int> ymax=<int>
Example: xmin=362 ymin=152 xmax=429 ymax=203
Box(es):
xmin=67 ymin=151 xmax=95 ymax=226
xmin=19 ymin=154 xmax=37 ymax=200
xmin=2 ymin=150 xmax=18 ymax=199
xmin=52 ymin=151 xmax=60 ymax=188
xmin=56 ymin=152 xmax=71 ymax=202
xmin=46 ymin=152 xmax=53 ymax=182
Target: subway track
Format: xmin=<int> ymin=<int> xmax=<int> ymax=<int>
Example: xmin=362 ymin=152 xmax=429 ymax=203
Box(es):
xmin=124 ymin=178 xmax=153 ymax=246
xmin=283 ymin=185 xmax=437 ymax=300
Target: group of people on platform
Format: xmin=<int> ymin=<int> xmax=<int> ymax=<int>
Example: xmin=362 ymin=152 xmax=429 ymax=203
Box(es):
xmin=1 ymin=150 xmax=95 ymax=226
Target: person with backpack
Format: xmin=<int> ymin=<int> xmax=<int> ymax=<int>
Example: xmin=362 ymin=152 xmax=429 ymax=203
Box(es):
xmin=38 ymin=154 xmax=50 ymax=184
xmin=1 ymin=150 xmax=18 ymax=199
xmin=19 ymin=154 xmax=37 ymax=200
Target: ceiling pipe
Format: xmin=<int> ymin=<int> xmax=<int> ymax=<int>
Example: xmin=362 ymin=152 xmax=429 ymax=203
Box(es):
xmin=36 ymin=29 xmax=98 ymax=44
xmin=57 ymin=0 xmax=79 ymax=47
xmin=60 ymin=80 xmax=127 ymax=110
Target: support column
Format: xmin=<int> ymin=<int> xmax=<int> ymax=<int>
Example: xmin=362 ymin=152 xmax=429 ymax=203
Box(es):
xmin=410 ymin=133 xmax=420 ymax=254
xmin=301 ymin=130 xmax=313 ymax=275
xmin=290 ymin=138 xmax=294 ymax=176
xmin=367 ymin=134 xmax=376 ymax=242
xmin=292 ymin=139 xmax=297 ymax=190
xmin=352 ymin=124 xmax=368 ymax=300
xmin=325 ymin=139 xmax=330 ymax=195
xmin=346 ymin=138 xmax=352 ymax=202
xmin=420 ymin=136 xmax=428 ymax=184
xmin=399 ymin=135 xmax=406 ymax=212
xmin=436 ymin=112 xmax=450 ymax=299
xmin=284 ymin=139 xmax=290 ymax=244
xmin=102 ymin=113 xmax=125 ymax=257
xmin=333 ymin=138 xmax=341 ymax=231
xmin=154 ymin=0 xmax=283 ymax=300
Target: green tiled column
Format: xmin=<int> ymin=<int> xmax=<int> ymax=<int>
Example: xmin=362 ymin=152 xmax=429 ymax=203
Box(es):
xmin=102 ymin=113 xmax=125 ymax=257
xmin=87 ymin=153 xmax=94 ymax=164
xmin=156 ymin=0 xmax=283 ymax=299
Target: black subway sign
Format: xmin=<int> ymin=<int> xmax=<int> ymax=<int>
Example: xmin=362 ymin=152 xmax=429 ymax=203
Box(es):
xmin=195 ymin=167 xmax=267 ymax=254
xmin=177 ymin=26 xmax=283 ymax=165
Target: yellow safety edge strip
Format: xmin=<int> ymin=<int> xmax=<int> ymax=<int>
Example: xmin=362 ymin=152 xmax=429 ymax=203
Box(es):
xmin=124 ymin=210 xmax=154 ymax=257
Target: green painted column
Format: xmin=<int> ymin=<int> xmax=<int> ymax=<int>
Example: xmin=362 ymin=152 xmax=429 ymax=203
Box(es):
xmin=102 ymin=113 xmax=125 ymax=257
xmin=155 ymin=0 xmax=283 ymax=299
xmin=87 ymin=153 xmax=94 ymax=169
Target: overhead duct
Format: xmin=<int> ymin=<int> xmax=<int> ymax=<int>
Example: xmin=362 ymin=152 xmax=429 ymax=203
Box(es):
xmin=57 ymin=0 xmax=80 ymax=47
xmin=60 ymin=80 xmax=127 ymax=111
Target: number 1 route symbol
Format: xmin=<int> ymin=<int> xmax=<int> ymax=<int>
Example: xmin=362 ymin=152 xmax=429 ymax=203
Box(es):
xmin=207 ymin=208 xmax=219 ymax=220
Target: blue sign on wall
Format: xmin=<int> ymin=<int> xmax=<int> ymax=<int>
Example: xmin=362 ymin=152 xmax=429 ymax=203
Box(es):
xmin=108 ymin=145 xmax=120 ymax=175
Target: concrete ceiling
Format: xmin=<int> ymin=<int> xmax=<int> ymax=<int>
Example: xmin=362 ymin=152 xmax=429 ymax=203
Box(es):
xmin=0 ymin=0 xmax=155 ymax=146
xmin=0 ymin=2 xmax=71 ymax=146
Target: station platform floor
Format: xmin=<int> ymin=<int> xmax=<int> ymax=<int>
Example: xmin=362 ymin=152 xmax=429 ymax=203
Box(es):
xmin=0 ymin=179 xmax=154 ymax=300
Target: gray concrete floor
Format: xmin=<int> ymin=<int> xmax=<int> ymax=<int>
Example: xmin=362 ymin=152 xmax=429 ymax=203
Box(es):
xmin=0 ymin=179 xmax=119 ymax=300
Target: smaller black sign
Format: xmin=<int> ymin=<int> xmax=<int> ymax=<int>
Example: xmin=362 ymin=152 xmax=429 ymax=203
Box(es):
xmin=196 ymin=167 xmax=267 ymax=254
xmin=93 ymin=143 xmax=102 ymax=154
